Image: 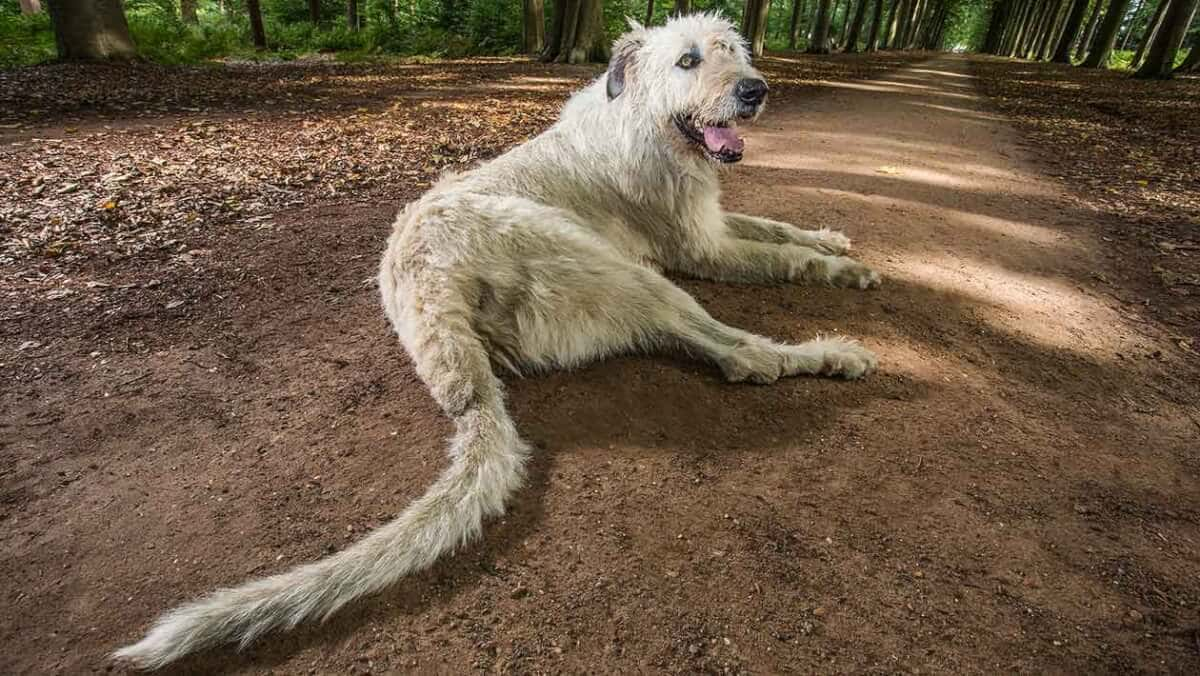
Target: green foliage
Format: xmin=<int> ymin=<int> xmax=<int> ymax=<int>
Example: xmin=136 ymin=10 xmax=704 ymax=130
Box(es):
xmin=0 ymin=6 xmax=55 ymax=68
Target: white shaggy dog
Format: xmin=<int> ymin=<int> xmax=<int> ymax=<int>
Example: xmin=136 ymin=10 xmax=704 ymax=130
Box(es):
xmin=115 ymin=13 xmax=879 ymax=669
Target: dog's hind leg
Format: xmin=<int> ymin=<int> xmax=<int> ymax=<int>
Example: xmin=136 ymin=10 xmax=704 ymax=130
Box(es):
xmin=723 ymin=212 xmax=852 ymax=256
xmin=484 ymin=242 xmax=875 ymax=382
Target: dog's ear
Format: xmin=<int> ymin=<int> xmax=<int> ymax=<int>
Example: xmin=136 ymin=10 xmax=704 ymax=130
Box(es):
xmin=606 ymin=32 xmax=644 ymax=101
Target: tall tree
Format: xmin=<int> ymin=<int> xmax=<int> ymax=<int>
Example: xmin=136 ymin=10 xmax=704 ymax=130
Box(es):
xmin=543 ymin=0 xmax=609 ymax=63
xmin=1119 ymin=0 xmax=1146 ymax=48
xmin=19 ymin=0 xmax=42 ymax=12
xmin=839 ymin=0 xmax=857 ymax=44
xmin=181 ymin=0 xmax=198 ymax=24
xmin=645 ymin=0 xmax=655 ymax=24
xmin=845 ymin=0 xmax=871 ymax=50
xmin=808 ymin=0 xmax=834 ymax=52
xmin=883 ymin=0 xmax=901 ymax=47
xmin=1053 ymin=0 xmax=1092 ymax=61
xmin=346 ymin=0 xmax=358 ymax=30
xmin=523 ymin=0 xmax=545 ymax=53
xmin=866 ymin=0 xmax=886 ymax=49
xmin=308 ymin=0 xmax=319 ymax=24
xmin=45 ymin=0 xmax=137 ymax=60
xmin=743 ymin=0 xmax=774 ymax=56
xmin=789 ymin=0 xmax=808 ymax=49
xmin=1131 ymin=0 xmax=1172 ymax=67
xmin=673 ymin=0 xmax=691 ymax=14
xmin=247 ymin=0 xmax=267 ymax=48
xmin=1081 ymin=0 xmax=1131 ymax=66
xmin=1075 ymin=0 xmax=1107 ymax=58
xmin=1135 ymin=0 xmax=1200 ymax=77
xmin=1174 ymin=39 xmax=1200 ymax=71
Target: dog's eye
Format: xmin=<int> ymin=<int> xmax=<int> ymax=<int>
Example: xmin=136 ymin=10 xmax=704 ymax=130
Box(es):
xmin=676 ymin=53 xmax=700 ymax=70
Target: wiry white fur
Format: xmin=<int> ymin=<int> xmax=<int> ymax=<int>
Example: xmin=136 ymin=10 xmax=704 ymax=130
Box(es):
xmin=114 ymin=13 xmax=880 ymax=670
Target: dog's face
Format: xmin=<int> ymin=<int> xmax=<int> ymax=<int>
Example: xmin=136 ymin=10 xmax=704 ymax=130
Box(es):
xmin=607 ymin=14 xmax=767 ymax=164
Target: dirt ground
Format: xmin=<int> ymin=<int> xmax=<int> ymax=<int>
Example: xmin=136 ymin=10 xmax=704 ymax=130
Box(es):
xmin=3 ymin=54 xmax=1199 ymax=674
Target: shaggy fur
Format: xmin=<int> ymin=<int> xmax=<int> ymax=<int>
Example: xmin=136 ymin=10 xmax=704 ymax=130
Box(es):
xmin=114 ymin=13 xmax=880 ymax=669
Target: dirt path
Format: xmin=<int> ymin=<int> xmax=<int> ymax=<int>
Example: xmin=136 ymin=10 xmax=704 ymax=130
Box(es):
xmin=3 ymin=56 xmax=1199 ymax=674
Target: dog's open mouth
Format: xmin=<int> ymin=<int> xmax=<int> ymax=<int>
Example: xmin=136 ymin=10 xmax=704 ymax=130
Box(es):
xmin=675 ymin=115 xmax=744 ymax=163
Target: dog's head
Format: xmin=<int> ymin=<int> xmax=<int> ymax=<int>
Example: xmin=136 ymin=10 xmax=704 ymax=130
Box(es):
xmin=606 ymin=13 xmax=767 ymax=164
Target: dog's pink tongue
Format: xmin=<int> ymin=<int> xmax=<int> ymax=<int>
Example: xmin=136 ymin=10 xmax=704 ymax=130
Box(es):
xmin=702 ymin=126 xmax=743 ymax=154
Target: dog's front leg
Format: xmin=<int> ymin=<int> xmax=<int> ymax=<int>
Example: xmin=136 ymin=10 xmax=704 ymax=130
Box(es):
xmin=673 ymin=236 xmax=880 ymax=289
xmin=723 ymin=212 xmax=852 ymax=255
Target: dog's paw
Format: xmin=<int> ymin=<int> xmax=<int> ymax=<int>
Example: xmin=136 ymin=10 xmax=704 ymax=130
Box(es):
xmin=775 ymin=337 xmax=877 ymax=380
xmin=809 ymin=228 xmax=852 ymax=255
xmin=828 ymin=258 xmax=881 ymax=290
xmin=806 ymin=338 xmax=877 ymax=379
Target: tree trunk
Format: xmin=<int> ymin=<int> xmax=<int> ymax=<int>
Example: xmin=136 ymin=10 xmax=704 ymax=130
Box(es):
xmin=883 ymin=0 xmax=901 ymax=47
xmin=867 ymin=0 xmax=885 ymax=49
xmin=308 ymin=0 xmax=320 ymax=24
xmin=524 ymin=0 xmax=545 ymax=53
xmin=845 ymin=0 xmax=870 ymax=50
xmin=1081 ymin=0 xmax=1131 ymax=65
xmin=1036 ymin=0 xmax=1067 ymax=58
xmin=789 ymin=0 xmax=808 ymax=49
xmin=1136 ymin=0 xmax=1200 ymax=76
xmin=673 ymin=0 xmax=691 ymax=15
xmin=743 ymin=0 xmax=773 ymax=57
xmin=808 ymin=0 xmax=834 ymax=52
xmin=1051 ymin=0 xmax=1090 ymax=60
xmin=645 ymin=0 xmax=655 ymax=24
xmin=45 ymin=0 xmax=137 ymax=60
xmin=180 ymin=0 xmax=198 ymax=24
xmin=20 ymin=0 xmax=43 ymax=13
xmin=1120 ymin=0 xmax=1146 ymax=48
xmin=543 ymin=0 xmax=608 ymax=63
xmin=1174 ymin=39 xmax=1200 ymax=70
xmin=1132 ymin=0 xmax=1172 ymax=67
xmin=246 ymin=0 xmax=267 ymax=48
xmin=1076 ymin=0 xmax=1106 ymax=58
xmin=839 ymin=0 xmax=856 ymax=44
xmin=347 ymin=0 xmax=359 ymax=30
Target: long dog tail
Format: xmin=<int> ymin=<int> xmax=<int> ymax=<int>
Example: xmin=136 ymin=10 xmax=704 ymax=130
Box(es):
xmin=114 ymin=297 xmax=531 ymax=669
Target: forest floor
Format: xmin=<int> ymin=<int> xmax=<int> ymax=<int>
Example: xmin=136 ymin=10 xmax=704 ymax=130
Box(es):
xmin=2 ymin=53 xmax=1199 ymax=674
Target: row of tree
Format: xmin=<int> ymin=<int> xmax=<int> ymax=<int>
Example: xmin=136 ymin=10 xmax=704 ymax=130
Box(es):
xmin=981 ymin=0 xmax=1198 ymax=77
xmin=33 ymin=0 xmax=1199 ymax=73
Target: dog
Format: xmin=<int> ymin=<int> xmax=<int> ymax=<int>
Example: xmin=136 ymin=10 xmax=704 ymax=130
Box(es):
xmin=114 ymin=13 xmax=880 ymax=669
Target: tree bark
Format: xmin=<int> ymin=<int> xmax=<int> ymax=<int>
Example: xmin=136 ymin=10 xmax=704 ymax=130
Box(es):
xmin=246 ymin=0 xmax=267 ymax=48
xmin=808 ymin=0 xmax=834 ymax=52
xmin=1120 ymin=0 xmax=1146 ymax=48
xmin=308 ymin=0 xmax=320 ymax=24
xmin=19 ymin=0 xmax=43 ymax=13
xmin=1132 ymin=0 xmax=1172 ymax=67
xmin=346 ymin=0 xmax=359 ymax=30
xmin=1136 ymin=0 xmax=1200 ymax=76
xmin=673 ymin=0 xmax=691 ymax=15
xmin=645 ymin=0 xmax=655 ymax=24
xmin=839 ymin=0 xmax=856 ymax=44
xmin=743 ymin=0 xmax=774 ymax=57
xmin=180 ymin=0 xmax=198 ymax=24
xmin=543 ymin=0 xmax=609 ymax=63
xmin=1075 ymin=0 xmax=1106 ymax=58
xmin=789 ymin=0 xmax=808 ymax=49
xmin=883 ymin=0 xmax=901 ymax=47
xmin=845 ymin=0 xmax=870 ymax=50
xmin=1081 ymin=0 xmax=1131 ymax=65
xmin=1036 ymin=0 xmax=1067 ymax=59
xmin=524 ymin=0 xmax=545 ymax=54
xmin=45 ymin=0 xmax=137 ymax=60
xmin=1174 ymin=38 xmax=1200 ymax=70
xmin=866 ymin=0 xmax=885 ymax=50
xmin=1051 ymin=0 xmax=1090 ymax=60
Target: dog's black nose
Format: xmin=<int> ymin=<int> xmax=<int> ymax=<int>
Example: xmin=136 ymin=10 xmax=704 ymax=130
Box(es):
xmin=735 ymin=78 xmax=769 ymax=106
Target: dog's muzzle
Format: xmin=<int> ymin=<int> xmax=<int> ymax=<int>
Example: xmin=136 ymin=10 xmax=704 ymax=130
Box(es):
xmin=735 ymin=78 xmax=768 ymax=119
